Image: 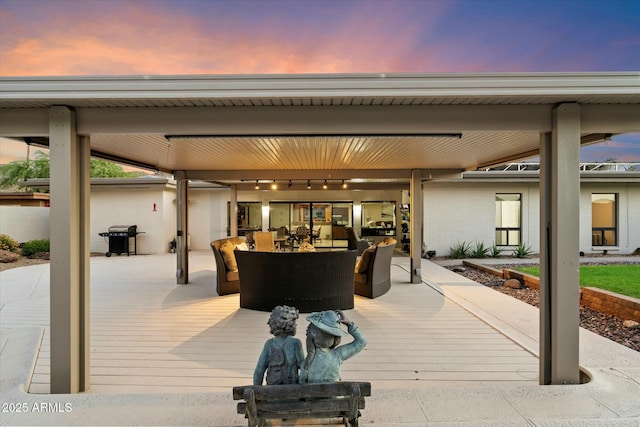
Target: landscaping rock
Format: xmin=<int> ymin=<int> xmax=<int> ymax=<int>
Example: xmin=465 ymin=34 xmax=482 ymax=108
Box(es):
xmin=452 ymin=266 xmax=466 ymax=273
xmin=504 ymin=279 xmax=522 ymax=289
xmin=0 ymin=249 xmax=20 ymax=263
xmin=623 ymin=320 xmax=639 ymax=329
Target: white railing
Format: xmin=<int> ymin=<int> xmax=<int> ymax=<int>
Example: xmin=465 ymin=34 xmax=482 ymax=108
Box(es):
xmin=483 ymin=162 xmax=639 ymax=172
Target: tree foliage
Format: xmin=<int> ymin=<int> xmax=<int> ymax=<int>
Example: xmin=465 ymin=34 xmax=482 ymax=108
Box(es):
xmin=0 ymin=151 xmax=145 ymax=191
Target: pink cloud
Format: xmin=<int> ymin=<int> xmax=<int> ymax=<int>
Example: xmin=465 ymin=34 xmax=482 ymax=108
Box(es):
xmin=0 ymin=1 xmax=464 ymax=75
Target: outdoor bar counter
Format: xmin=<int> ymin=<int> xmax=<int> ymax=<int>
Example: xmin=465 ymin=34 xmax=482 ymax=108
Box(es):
xmin=234 ymin=249 xmax=357 ymax=312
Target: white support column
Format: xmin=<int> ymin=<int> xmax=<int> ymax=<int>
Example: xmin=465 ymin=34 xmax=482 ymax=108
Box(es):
xmin=410 ymin=170 xmax=423 ymax=283
xmin=49 ymin=106 xmax=90 ymax=393
xmin=539 ymin=103 xmax=581 ymax=385
xmin=230 ymin=185 xmax=238 ymax=236
xmin=175 ymin=171 xmax=189 ymax=284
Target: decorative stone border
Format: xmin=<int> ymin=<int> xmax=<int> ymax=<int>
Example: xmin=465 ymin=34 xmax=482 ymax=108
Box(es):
xmin=462 ymin=260 xmax=640 ymax=322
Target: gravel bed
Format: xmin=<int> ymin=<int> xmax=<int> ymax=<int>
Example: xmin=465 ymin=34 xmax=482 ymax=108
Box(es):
xmin=445 ymin=265 xmax=640 ymax=353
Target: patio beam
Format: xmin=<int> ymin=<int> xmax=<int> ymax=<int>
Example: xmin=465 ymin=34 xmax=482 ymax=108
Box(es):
xmin=539 ymin=103 xmax=581 ymax=385
xmin=49 ymin=106 xmax=90 ymax=393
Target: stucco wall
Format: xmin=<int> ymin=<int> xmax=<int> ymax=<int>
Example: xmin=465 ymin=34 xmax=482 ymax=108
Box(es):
xmin=5 ymin=180 xmax=637 ymax=256
xmin=91 ymin=186 xmax=172 ymax=255
xmin=187 ymin=188 xmax=228 ymax=250
xmin=424 ymin=180 xmax=638 ymax=257
xmin=0 ymin=206 xmax=50 ymax=242
xmin=423 ymin=182 xmax=539 ymax=256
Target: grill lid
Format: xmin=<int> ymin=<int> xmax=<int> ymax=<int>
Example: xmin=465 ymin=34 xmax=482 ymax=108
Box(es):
xmin=108 ymin=225 xmax=138 ymax=234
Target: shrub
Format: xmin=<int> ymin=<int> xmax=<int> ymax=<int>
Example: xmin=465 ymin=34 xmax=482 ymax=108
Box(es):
xmin=0 ymin=234 xmax=20 ymax=253
xmin=489 ymin=243 xmax=502 ymax=258
xmin=21 ymin=239 xmax=50 ymax=257
xmin=470 ymin=241 xmax=489 ymax=258
xmin=512 ymin=243 xmax=532 ymax=259
xmin=449 ymin=241 xmax=471 ymax=259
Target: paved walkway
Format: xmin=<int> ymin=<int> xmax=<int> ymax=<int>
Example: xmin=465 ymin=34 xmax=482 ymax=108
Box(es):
xmin=1 ymin=252 xmax=639 ymax=426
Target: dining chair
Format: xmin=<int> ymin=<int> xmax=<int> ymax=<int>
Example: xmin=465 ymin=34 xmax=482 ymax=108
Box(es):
xmin=254 ymin=231 xmax=275 ymax=252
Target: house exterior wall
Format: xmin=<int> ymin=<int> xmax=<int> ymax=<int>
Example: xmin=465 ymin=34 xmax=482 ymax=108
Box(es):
xmin=90 ymin=186 xmax=173 ymax=255
xmin=580 ymin=182 xmax=639 ymax=254
xmin=187 ymin=188 xmax=228 ymax=250
xmin=9 ymin=179 xmax=636 ymax=256
xmin=163 ymin=189 xmax=177 ymax=252
xmin=423 ymin=180 xmax=639 ymax=256
xmin=0 ymin=206 xmax=50 ymax=242
xmin=423 ymin=182 xmax=539 ymax=256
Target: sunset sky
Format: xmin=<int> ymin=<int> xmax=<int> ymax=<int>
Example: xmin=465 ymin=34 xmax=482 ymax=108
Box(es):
xmin=0 ymin=0 xmax=638 ymax=161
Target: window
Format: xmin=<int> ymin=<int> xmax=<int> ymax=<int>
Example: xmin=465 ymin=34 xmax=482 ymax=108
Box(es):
xmin=361 ymin=201 xmax=396 ymax=236
xmin=495 ymin=194 xmax=521 ymax=246
xmin=592 ymin=194 xmax=617 ymax=246
xmin=228 ymin=202 xmax=262 ymax=236
xmin=268 ymin=201 xmax=353 ymax=248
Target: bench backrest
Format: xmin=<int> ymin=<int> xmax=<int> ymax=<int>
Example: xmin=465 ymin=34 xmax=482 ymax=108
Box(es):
xmin=233 ymin=381 xmax=371 ymax=424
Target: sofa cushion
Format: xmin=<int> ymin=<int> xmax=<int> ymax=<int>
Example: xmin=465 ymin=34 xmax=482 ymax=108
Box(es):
xmin=220 ymin=240 xmax=238 ymax=271
xmin=354 ymin=272 xmax=367 ymax=284
xmin=355 ymin=245 xmax=376 ymax=273
xmin=235 ymin=242 xmax=249 ymax=251
xmin=226 ymin=269 xmax=240 ymax=282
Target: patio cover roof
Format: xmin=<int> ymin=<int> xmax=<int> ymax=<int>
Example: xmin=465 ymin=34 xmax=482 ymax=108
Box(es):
xmin=1 ymin=71 xmax=639 ymax=394
xmin=1 ymin=72 xmax=639 ymax=186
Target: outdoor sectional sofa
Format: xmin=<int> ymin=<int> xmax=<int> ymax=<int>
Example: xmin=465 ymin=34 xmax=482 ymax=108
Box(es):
xmin=354 ymin=238 xmax=397 ymax=298
xmin=210 ymin=237 xmax=246 ymax=296
xmin=234 ymin=249 xmax=357 ymax=312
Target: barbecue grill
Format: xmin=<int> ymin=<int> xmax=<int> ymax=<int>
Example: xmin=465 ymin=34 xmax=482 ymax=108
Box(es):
xmin=98 ymin=225 xmax=141 ymax=257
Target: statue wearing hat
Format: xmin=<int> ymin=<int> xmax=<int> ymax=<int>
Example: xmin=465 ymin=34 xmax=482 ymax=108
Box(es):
xmin=254 ymin=305 xmax=305 ymax=385
xmin=300 ymin=310 xmax=367 ymax=383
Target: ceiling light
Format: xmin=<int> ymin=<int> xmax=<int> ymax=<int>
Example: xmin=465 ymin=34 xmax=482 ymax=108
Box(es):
xmin=271 ymin=180 xmax=278 ymax=190
xmin=342 ymin=180 xmax=347 ymax=189
xmin=288 ymin=180 xmax=292 ymax=189
xmin=255 ymin=180 xmax=259 ymax=190
xmin=323 ymin=180 xmax=328 ymax=190
xmin=307 ymin=180 xmax=311 ymax=189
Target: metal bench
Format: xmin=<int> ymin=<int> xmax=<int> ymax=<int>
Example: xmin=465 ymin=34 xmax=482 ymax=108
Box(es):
xmin=232 ymin=381 xmax=371 ymax=426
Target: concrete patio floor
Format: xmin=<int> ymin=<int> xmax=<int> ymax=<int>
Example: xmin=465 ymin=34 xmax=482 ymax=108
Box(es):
xmin=1 ymin=251 xmax=639 ymax=426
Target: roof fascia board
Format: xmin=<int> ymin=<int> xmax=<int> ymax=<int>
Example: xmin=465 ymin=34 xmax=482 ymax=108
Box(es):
xmin=25 ymin=177 xmax=176 ymax=189
xmin=456 ymin=170 xmax=640 ymax=182
xmin=2 ymin=72 xmax=639 ymax=100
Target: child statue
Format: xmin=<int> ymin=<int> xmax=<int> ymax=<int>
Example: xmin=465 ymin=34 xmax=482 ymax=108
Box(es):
xmin=253 ymin=305 xmax=305 ymax=385
xmin=300 ymin=310 xmax=367 ymax=383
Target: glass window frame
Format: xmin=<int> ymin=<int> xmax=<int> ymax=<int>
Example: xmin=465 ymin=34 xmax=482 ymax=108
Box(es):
xmin=227 ymin=201 xmax=263 ymax=236
xmin=268 ymin=201 xmax=354 ymax=248
xmin=495 ymin=193 xmax=522 ymax=247
xmin=591 ymin=193 xmax=618 ymax=247
xmin=360 ymin=200 xmax=397 ymax=237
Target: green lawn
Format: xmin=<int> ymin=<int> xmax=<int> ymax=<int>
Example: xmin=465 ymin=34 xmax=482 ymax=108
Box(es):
xmin=514 ymin=264 xmax=640 ymax=299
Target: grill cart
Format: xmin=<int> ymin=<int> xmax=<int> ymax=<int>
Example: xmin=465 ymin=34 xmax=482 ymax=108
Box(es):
xmin=98 ymin=225 xmax=141 ymax=257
